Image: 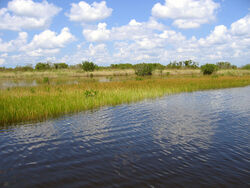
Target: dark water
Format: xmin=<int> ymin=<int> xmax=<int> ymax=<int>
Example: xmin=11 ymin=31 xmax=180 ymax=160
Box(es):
xmin=1 ymin=87 xmax=250 ymax=187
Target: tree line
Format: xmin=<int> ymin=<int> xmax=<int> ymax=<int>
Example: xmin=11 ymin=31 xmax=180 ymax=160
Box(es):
xmin=1 ymin=60 xmax=249 ymax=74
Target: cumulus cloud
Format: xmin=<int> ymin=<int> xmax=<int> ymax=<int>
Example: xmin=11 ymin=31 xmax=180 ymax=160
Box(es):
xmin=83 ymin=23 xmax=110 ymax=42
xmin=0 ymin=0 xmax=61 ymax=30
xmin=66 ymin=1 xmax=112 ymax=22
xmin=60 ymin=43 xmax=110 ymax=65
xmin=82 ymin=18 xmax=165 ymax=42
xmin=231 ymin=14 xmax=250 ymax=36
xmin=0 ymin=32 xmax=28 ymax=52
xmin=21 ymin=27 xmax=75 ymax=56
xmin=81 ymin=13 xmax=250 ymax=66
xmin=152 ymin=0 xmax=220 ymax=28
xmin=0 ymin=58 xmax=5 ymax=65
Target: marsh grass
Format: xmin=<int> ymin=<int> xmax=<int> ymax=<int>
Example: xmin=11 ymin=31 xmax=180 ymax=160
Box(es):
xmin=1 ymin=69 xmax=250 ymax=79
xmin=1 ymin=75 xmax=250 ymax=126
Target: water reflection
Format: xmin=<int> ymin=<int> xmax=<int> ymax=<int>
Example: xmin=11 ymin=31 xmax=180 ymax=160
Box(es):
xmin=0 ymin=76 xmax=133 ymax=89
xmin=0 ymin=87 xmax=250 ymax=187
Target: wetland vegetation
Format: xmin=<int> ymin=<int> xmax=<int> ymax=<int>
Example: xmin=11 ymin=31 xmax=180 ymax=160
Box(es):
xmin=1 ymin=61 xmax=250 ymax=126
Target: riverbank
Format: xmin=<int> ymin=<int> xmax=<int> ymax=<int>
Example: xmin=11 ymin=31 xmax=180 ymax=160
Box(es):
xmin=1 ymin=75 xmax=250 ymax=126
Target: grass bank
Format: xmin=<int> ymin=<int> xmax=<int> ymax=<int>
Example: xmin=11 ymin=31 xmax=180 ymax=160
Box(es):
xmin=1 ymin=75 xmax=250 ymax=126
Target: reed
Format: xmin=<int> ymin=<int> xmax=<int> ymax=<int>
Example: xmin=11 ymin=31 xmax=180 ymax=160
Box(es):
xmin=1 ymin=75 xmax=250 ymax=126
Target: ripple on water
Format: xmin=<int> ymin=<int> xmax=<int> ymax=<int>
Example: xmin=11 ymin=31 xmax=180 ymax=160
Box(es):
xmin=0 ymin=87 xmax=250 ymax=187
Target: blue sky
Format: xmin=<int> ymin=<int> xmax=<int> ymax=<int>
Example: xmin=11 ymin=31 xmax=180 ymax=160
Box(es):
xmin=0 ymin=0 xmax=249 ymax=67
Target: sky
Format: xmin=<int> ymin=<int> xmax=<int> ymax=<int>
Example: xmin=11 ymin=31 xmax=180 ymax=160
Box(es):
xmin=0 ymin=0 xmax=249 ymax=67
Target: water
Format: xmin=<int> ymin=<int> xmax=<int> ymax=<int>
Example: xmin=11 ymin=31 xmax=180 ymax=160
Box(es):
xmin=0 ymin=76 xmax=129 ymax=89
xmin=0 ymin=87 xmax=250 ymax=187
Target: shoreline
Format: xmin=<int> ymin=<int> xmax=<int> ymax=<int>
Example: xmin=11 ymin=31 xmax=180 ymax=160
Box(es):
xmin=1 ymin=75 xmax=250 ymax=126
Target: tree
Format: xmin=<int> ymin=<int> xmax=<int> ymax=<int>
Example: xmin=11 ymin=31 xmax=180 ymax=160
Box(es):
xmin=241 ymin=64 xmax=250 ymax=70
xmin=134 ymin=63 xmax=153 ymax=76
xmin=82 ymin=61 xmax=96 ymax=72
xmin=201 ymin=64 xmax=218 ymax=75
xmin=35 ymin=62 xmax=51 ymax=70
xmin=54 ymin=63 xmax=68 ymax=69
xmin=216 ymin=62 xmax=234 ymax=69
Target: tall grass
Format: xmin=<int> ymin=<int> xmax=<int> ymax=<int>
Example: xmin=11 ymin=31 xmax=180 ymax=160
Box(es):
xmin=1 ymin=76 xmax=250 ymax=126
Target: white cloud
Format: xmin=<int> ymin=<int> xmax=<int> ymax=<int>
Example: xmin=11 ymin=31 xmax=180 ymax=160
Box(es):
xmin=22 ymin=27 xmax=75 ymax=56
xmin=0 ymin=32 xmax=27 ymax=52
xmin=83 ymin=23 xmax=110 ymax=42
xmin=66 ymin=1 xmax=112 ymax=23
xmin=0 ymin=58 xmax=5 ymax=65
xmin=83 ymin=18 xmax=165 ymax=42
xmin=231 ymin=14 xmax=250 ymax=36
xmin=0 ymin=27 xmax=75 ymax=57
xmin=0 ymin=0 xmax=61 ymax=30
xmin=1 ymin=53 xmax=8 ymax=57
xmin=80 ymin=14 xmax=250 ymax=66
xmin=60 ymin=43 xmax=110 ymax=65
xmin=199 ymin=25 xmax=229 ymax=45
xmin=152 ymin=0 xmax=220 ymax=28
xmin=88 ymin=43 xmax=108 ymax=56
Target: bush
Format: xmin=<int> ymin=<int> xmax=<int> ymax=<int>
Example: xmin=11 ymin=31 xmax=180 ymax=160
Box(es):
xmin=134 ymin=63 xmax=153 ymax=76
xmin=35 ymin=62 xmax=51 ymax=70
xmin=241 ymin=64 xmax=250 ymax=70
xmin=82 ymin=61 xmax=96 ymax=72
xmin=110 ymin=63 xmax=134 ymax=69
xmin=167 ymin=60 xmax=199 ymax=69
xmin=147 ymin=63 xmax=165 ymax=70
xmin=216 ymin=62 xmax=237 ymax=69
xmin=201 ymin=64 xmax=218 ymax=75
xmin=54 ymin=63 xmax=68 ymax=69
xmin=14 ymin=65 xmax=33 ymax=71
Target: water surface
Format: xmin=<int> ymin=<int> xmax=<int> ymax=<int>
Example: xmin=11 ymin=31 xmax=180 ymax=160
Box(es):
xmin=0 ymin=76 xmax=131 ymax=89
xmin=0 ymin=87 xmax=250 ymax=187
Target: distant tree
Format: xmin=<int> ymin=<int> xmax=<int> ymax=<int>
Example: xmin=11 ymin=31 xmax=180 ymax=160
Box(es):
xmin=216 ymin=62 xmax=236 ymax=69
xmin=110 ymin=63 xmax=134 ymax=69
xmin=241 ymin=64 xmax=250 ymax=70
xmin=166 ymin=61 xmax=181 ymax=69
xmin=201 ymin=64 xmax=218 ymax=75
xmin=166 ymin=60 xmax=199 ymax=69
xmin=54 ymin=63 xmax=68 ymax=69
xmin=14 ymin=64 xmax=33 ymax=71
xmin=134 ymin=63 xmax=153 ymax=76
xmin=35 ymin=62 xmax=51 ymax=70
xmin=183 ymin=60 xmax=199 ymax=69
xmin=82 ymin=61 xmax=96 ymax=72
xmin=147 ymin=63 xmax=165 ymax=70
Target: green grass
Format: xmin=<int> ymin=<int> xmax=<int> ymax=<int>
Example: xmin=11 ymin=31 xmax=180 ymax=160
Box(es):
xmin=1 ymin=75 xmax=250 ymax=126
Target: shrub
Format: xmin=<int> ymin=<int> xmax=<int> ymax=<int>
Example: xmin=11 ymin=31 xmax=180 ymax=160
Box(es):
xmin=35 ymin=62 xmax=51 ymax=70
xmin=241 ymin=64 xmax=250 ymax=70
xmin=14 ymin=64 xmax=33 ymax=71
xmin=167 ymin=60 xmax=199 ymax=69
xmin=201 ymin=64 xmax=218 ymax=75
xmin=82 ymin=61 xmax=96 ymax=72
xmin=216 ymin=62 xmax=237 ymax=69
xmin=110 ymin=63 xmax=134 ymax=69
xmin=54 ymin=63 xmax=68 ymax=69
xmin=134 ymin=63 xmax=153 ymax=76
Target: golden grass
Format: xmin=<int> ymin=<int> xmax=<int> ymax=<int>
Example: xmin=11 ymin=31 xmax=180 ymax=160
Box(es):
xmin=1 ymin=68 xmax=249 ymax=79
xmin=1 ymin=75 xmax=250 ymax=126
xmin=0 ymin=69 xmax=135 ymax=78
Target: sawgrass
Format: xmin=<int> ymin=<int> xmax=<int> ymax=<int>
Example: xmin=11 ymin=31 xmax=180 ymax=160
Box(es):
xmin=1 ymin=75 xmax=250 ymax=126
